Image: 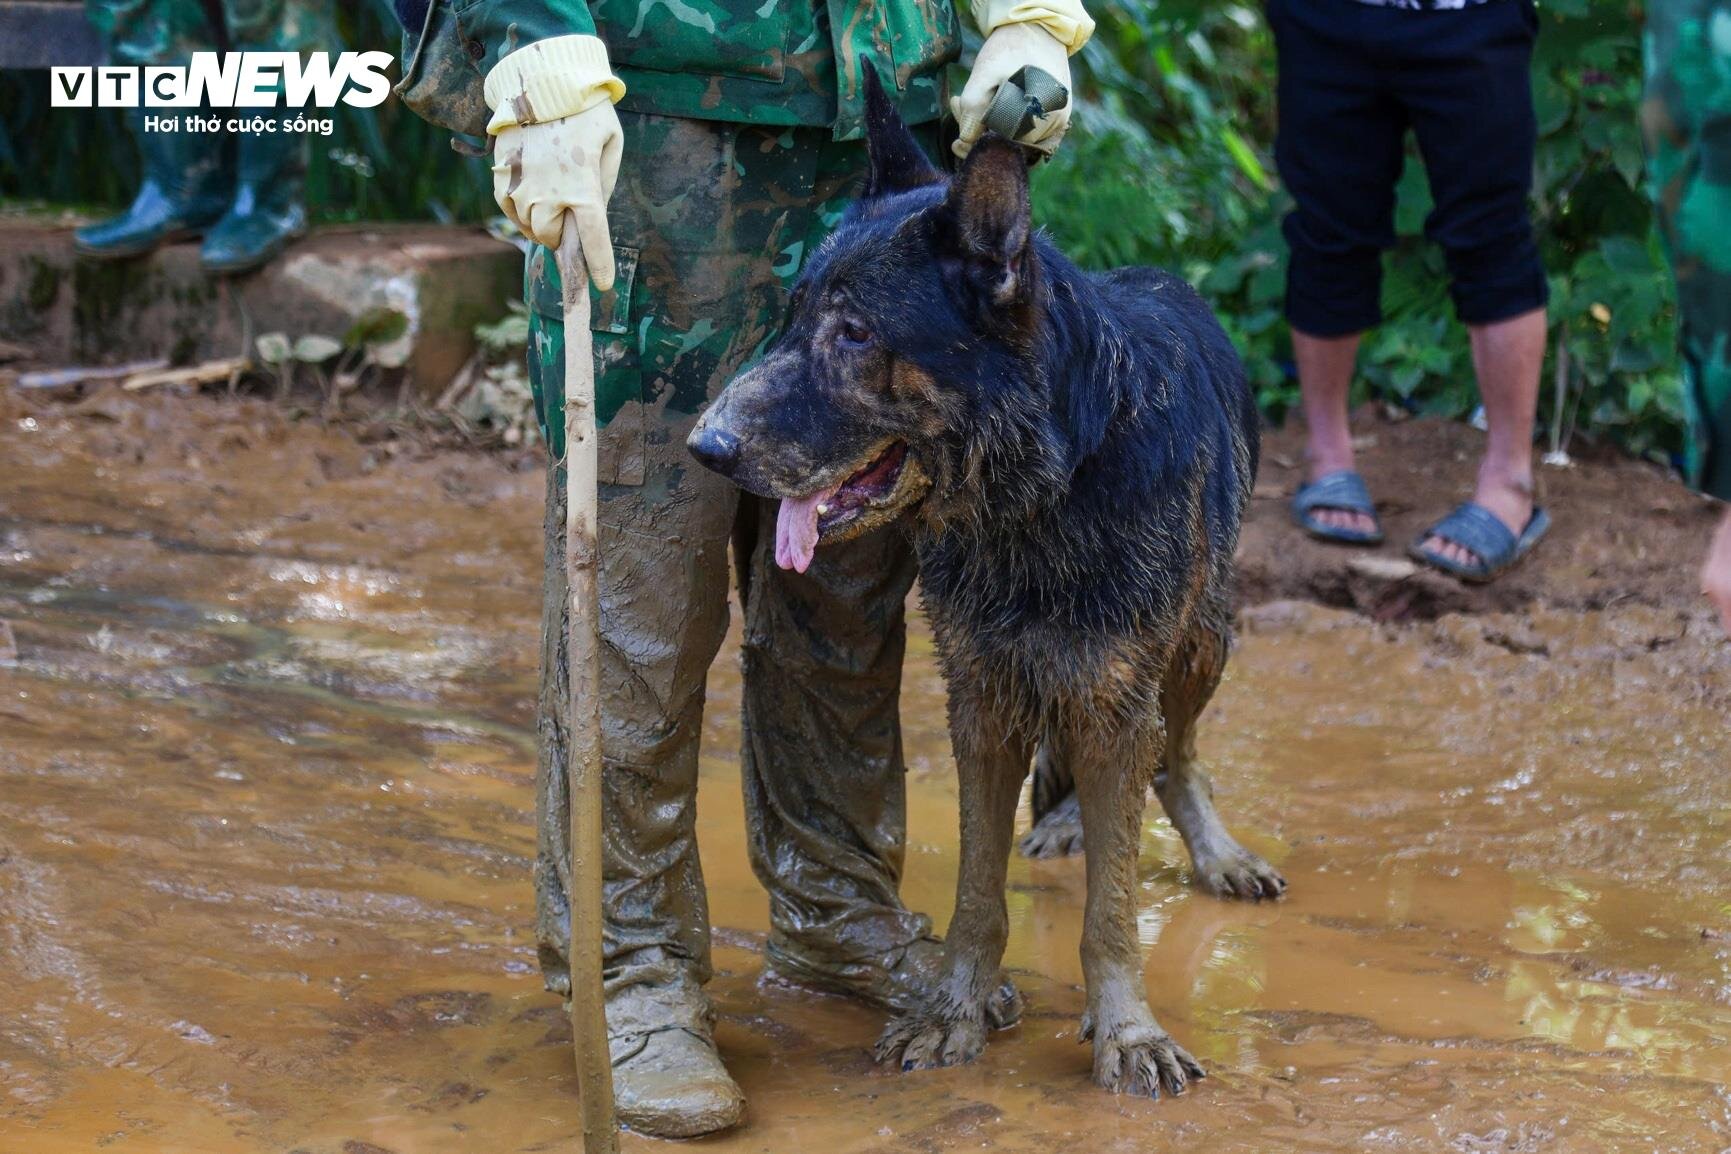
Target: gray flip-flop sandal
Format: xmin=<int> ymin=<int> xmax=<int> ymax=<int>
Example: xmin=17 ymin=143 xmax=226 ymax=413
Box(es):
xmin=1291 ymin=469 xmax=1384 ymax=545
xmin=1410 ymin=502 xmax=1551 ymax=584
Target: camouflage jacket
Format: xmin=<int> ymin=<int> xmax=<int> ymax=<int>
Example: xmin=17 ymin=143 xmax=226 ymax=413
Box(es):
xmin=394 ymin=0 xmax=959 ymax=142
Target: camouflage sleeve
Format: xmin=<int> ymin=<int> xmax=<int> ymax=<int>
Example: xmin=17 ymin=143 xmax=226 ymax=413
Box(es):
xmin=454 ymin=0 xmax=599 ymax=71
xmin=394 ymin=0 xmax=598 ymax=139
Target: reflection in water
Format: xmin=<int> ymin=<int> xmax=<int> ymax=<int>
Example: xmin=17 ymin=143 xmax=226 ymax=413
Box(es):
xmin=3 ymin=401 xmax=1731 ymax=1152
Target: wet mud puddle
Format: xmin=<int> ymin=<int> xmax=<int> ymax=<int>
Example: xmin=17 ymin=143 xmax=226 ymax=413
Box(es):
xmin=3 ymin=396 xmax=1731 ymax=1153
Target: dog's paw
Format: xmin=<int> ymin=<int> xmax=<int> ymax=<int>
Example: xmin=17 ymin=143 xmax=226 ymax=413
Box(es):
xmin=874 ymin=939 xmax=1024 ymax=1031
xmin=875 ymin=1009 xmax=988 ymax=1071
xmin=985 ymin=976 xmax=1024 ymax=1030
xmin=1195 ymin=850 xmax=1287 ymax=901
xmin=1018 ymin=793 xmax=1084 ymax=859
xmin=1088 ymin=1025 xmax=1206 ymax=1099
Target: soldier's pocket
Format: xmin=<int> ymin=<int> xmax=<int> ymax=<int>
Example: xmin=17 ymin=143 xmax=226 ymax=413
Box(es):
xmin=528 ymin=242 xmax=646 ymax=486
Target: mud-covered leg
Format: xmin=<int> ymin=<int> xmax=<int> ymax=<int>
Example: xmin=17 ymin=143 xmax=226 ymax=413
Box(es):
xmin=876 ymin=703 xmax=1031 ymax=1071
xmin=1155 ymin=626 xmax=1286 ymax=901
xmin=1073 ymin=720 xmax=1206 ymax=1098
xmin=1017 ymin=742 xmax=1087 ymax=859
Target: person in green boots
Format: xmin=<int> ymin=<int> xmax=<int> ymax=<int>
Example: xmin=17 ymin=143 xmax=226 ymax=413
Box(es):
xmin=1642 ymin=0 xmax=1731 ymax=635
xmin=393 ymin=0 xmax=1091 ymax=1136
xmin=75 ymin=0 xmax=329 ymax=273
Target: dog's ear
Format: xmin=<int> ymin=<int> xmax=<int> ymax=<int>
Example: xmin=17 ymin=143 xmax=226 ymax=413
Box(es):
xmin=939 ymin=135 xmax=1032 ymax=308
xmin=862 ymin=63 xmax=942 ymax=197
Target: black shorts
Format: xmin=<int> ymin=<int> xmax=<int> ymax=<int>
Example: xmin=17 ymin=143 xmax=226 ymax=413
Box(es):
xmin=1269 ymin=0 xmax=1549 ymax=336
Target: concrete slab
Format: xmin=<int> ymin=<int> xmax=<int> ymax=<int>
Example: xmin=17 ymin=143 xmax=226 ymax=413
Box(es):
xmin=0 ymin=218 xmax=524 ymax=398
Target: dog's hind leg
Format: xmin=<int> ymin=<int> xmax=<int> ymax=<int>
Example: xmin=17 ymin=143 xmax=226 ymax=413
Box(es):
xmin=1017 ymin=742 xmax=1086 ymax=859
xmin=876 ymin=697 xmax=1031 ymax=1072
xmin=1155 ymin=624 xmax=1286 ymax=901
xmin=1071 ymin=717 xmax=1206 ymax=1098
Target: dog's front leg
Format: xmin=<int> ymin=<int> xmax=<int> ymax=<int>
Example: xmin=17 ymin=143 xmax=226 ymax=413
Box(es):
xmin=876 ymin=694 xmax=1030 ymax=1071
xmin=1072 ymin=717 xmax=1207 ymax=1098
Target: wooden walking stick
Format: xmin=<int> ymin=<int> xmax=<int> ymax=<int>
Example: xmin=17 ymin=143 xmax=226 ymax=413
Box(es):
xmin=556 ymin=217 xmax=619 ymax=1154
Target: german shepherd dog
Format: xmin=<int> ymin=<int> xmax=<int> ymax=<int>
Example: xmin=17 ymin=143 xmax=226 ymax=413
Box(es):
xmin=686 ymin=71 xmax=1285 ymax=1097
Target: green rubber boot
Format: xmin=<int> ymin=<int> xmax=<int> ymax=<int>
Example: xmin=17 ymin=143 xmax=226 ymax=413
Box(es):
xmin=73 ymin=112 xmax=231 ymax=260
xmin=200 ymin=130 xmax=308 ymax=275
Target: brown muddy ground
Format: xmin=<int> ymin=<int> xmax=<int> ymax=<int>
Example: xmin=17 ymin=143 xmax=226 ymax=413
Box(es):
xmin=2 ymin=389 xmax=1729 ymax=1154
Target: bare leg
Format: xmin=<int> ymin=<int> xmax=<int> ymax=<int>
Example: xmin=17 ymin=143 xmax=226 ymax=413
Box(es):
xmin=1422 ymin=306 xmax=1546 ymax=566
xmin=1294 ymin=327 xmax=1375 ymax=537
xmin=1705 ymin=507 xmax=1731 ymax=637
xmin=876 ymin=706 xmax=1031 ymax=1070
xmin=1072 ymin=721 xmax=1205 ymax=1098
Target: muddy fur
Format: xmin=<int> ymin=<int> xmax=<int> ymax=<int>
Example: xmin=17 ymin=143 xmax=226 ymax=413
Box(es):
xmin=687 ymin=69 xmax=1285 ymax=1096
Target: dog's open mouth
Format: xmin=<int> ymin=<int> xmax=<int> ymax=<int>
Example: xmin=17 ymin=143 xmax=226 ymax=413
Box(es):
xmin=774 ymin=442 xmax=921 ymax=573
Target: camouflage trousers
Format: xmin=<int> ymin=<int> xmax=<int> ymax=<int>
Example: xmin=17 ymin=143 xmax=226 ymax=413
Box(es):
xmin=527 ymin=112 xmax=935 ymax=1009
xmin=86 ymin=0 xmax=332 ymax=63
xmin=1644 ymin=0 xmax=1731 ymax=500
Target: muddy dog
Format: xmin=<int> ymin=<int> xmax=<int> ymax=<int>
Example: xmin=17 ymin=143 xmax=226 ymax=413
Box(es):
xmin=685 ymin=72 xmax=1285 ymax=1097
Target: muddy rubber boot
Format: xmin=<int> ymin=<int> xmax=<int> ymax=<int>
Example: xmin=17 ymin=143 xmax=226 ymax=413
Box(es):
xmin=611 ymin=1029 xmax=744 ymax=1138
xmin=200 ymin=130 xmax=308 ymax=275
xmin=765 ymin=933 xmax=1024 ymax=1028
xmin=74 ymin=113 xmax=230 ymax=260
xmin=606 ymin=982 xmax=744 ymax=1138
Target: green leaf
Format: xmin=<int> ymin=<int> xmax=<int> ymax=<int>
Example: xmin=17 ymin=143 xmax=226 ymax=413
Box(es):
xmin=343 ymin=307 xmax=409 ymax=347
xmin=255 ymin=332 xmax=291 ymax=365
xmin=1393 ymin=164 xmax=1434 ymax=238
xmin=1220 ymin=127 xmax=1273 ymax=191
xmin=1599 ymin=235 xmax=1654 ymax=276
xmin=292 ymin=334 xmax=343 ymax=364
xmin=1533 ymin=72 xmax=1571 ymax=137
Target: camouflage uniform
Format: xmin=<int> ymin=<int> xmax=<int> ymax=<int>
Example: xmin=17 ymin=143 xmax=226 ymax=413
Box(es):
xmin=397 ymin=0 xmax=968 ymax=1036
xmin=1644 ymin=0 xmax=1731 ymax=499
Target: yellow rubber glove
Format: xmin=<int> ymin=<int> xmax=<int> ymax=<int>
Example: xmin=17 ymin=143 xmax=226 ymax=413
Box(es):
xmin=484 ymin=35 xmax=626 ymax=291
xmin=954 ymin=0 xmax=1095 ymax=160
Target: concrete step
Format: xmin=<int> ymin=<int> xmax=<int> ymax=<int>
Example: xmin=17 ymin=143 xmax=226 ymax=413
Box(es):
xmin=0 ymin=217 xmax=524 ymax=398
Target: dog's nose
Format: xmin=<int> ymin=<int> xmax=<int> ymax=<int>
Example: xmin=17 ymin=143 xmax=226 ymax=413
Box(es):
xmin=687 ymin=423 xmax=741 ymax=476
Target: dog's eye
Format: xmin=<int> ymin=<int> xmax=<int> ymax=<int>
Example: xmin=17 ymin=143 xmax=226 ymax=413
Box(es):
xmin=839 ymin=320 xmax=873 ymax=348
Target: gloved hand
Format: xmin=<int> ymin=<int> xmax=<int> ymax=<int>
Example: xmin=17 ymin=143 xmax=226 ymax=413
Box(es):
xmin=484 ymin=35 xmax=626 ymax=291
xmin=952 ymin=22 xmax=1075 ymax=160
xmin=491 ymin=108 xmax=624 ymax=290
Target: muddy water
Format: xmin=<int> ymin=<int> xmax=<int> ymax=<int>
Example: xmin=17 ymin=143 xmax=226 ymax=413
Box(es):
xmin=4 ymin=396 xmax=1731 ymax=1153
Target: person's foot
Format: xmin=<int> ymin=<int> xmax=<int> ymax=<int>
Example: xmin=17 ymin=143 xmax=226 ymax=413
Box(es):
xmin=611 ymin=1026 xmax=745 ymax=1138
xmin=606 ymin=980 xmax=744 ymax=1138
xmin=1301 ymin=463 xmax=1380 ymax=538
xmin=1421 ymin=468 xmax=1534 ymax=570
xmin=765 ymin=933 xmax=1023 ymax=1028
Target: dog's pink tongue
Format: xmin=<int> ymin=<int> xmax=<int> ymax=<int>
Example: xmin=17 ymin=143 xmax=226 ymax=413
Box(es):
xmin=775 ymin=485 xmax=838 ymax=573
